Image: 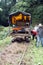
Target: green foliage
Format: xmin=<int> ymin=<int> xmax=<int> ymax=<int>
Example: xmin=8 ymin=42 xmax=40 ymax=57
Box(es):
xmin=10 ymin=0 xmax=43 ymax=24
xmin=0 ymin=0 xmax=43 ymax=25
xmin=10 ymin=1 xmax=28 ymax=13
xmin=23 ymin=40 xmax=43 ymax=65
xmin=33 ymin=40 xmax=43 ymax=65
xmin=0 ymin=0 xmax=16 ymax=25
xmin=0 ymin=36 xmax=12 ymax=46
xmin=0 ymin=26 xmax=12 ymax=40
xmin=0 ymin=26 xmax=12 ymax=49
xmin=0 ymin=26 xmax=4 ymax=31
xmin=32 ymin=5 xmax=43 ymax=23
xmin=0 ymin=36 xmax=12 ymax=51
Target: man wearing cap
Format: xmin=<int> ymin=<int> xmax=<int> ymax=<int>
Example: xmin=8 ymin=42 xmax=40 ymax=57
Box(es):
xmin=36 ymin=23 xmax=43 ymax=47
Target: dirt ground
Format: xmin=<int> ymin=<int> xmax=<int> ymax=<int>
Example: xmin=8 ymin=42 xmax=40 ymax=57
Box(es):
xmin=0 ymin=42 xmax=28 ymax=65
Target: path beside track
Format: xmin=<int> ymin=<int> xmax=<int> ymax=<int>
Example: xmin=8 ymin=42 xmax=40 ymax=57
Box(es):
xmin=0 ymin=42 xmax=29 ymax=65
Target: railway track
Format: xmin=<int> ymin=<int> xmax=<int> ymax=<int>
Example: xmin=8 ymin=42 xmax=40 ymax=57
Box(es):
xmin=0 ymin=32 xmax=31 ymax=65
xmin=18 ymin=43 xmax=29 ymax=65
xmin=0 ymin=42 xmax=30 ymax=65
xmin=10 ymin=33 xmax=31 ymax=65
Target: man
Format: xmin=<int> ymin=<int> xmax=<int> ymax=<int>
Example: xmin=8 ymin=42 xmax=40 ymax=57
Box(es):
xmin=36 ymin=24 xmax=43 ymax=47
xmin=31 ymin=24 xmax=38 ymax=40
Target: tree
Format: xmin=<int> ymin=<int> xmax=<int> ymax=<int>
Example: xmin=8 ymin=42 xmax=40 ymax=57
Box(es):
xmin=10 ymin=0 xmax=43 ymax=24
xmin=0 ymin=0 xmax=16 ymax=26
xmin=0 ymin=0 xmax=43 ymax=26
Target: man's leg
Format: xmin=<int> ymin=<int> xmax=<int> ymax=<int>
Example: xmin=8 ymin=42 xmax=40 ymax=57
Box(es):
xmin=36 ymin=35 xmax=40 ymax=47
xmin=41 ymin=38 xmax=43 ymax=47
xmin=33 ymin=35 xmax=35 ymax=40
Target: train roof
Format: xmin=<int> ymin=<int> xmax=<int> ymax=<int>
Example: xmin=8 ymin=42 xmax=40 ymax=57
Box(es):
xmin=9 ymin=11 xmax=31 ymax=17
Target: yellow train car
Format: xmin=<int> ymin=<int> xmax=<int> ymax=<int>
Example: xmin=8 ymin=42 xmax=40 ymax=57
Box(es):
xmin=9 ymin=11 xmax=31 ymax=31
xmin=9 ymin=11 xmax=31 ymax=42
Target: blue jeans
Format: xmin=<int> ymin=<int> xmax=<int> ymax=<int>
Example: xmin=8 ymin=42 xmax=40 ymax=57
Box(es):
xmin=36 ymin=35 xmax=43 ymax=47
xmin=36 ymin=35 xmax=40 ymax=47
xmin=41 ymin=38 xmax=43 ymax=47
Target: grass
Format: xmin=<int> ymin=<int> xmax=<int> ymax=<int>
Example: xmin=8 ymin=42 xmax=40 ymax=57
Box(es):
xmin=0 ymin=26 xmax=43 ymax=65
xmin=32 ymin=40 xmax=43 ymax=65
xmin=0 ymin=26 xmax=12 ymax=40
xmin=23 ymin=40 xmax=43 ymax=65
xmin=0 ymin=26 xmax=12 ymax=51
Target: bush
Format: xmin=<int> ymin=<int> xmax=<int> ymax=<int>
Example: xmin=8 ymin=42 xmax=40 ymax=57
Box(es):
xmin=0 ymin=26 xmax=12 ymax=40
xmin=0 ymin=36 xmax=12 ymax=47
xmin=0 ymin=26 xmax=12 ymax=50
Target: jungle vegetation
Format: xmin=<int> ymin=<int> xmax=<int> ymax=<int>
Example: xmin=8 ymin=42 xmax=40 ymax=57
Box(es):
xmin=0 ymin=0 xmax=43 ymax=26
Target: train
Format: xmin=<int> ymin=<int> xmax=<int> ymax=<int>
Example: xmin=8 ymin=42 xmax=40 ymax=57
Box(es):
xmin=9 ymin=11 xmax=32 ymax=42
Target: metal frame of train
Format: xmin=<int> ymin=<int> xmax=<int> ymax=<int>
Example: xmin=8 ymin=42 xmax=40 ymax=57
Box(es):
xmin=9 ymin=11 xmax=32 ymax=42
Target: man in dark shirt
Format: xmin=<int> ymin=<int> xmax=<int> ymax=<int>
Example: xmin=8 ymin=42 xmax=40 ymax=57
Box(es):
xmin=36 ymin=25 xmax=43 ymax=47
